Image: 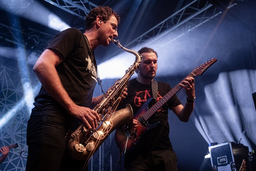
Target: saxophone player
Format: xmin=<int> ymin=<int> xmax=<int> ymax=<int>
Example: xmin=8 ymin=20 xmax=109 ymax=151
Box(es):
xmin=26 ymin=6 xmax=121 ymax=171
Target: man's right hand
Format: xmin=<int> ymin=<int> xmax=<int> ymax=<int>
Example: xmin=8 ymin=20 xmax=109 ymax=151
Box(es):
xmin=0 ymin=146 xmax=9 ymax=156
xmin=130 ymin=119 xmax=138 ymax=133
xmin=68 ymin=105 xmax=100 ymax=130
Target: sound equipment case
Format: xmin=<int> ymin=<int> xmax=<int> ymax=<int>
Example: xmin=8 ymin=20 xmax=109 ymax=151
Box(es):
xmin=209 ymin=142 xmax=250 ymax=171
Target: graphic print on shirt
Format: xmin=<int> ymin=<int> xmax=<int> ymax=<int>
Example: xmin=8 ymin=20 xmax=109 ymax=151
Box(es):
xmin=134 ymin=90 xmax=163 ymax=111
xmin=85 ymin=55 xmax=98 ymax=82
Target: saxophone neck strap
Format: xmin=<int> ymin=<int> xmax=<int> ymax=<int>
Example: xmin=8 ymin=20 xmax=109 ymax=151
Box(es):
xmin=97 ymin=77 xmax=105 ymax=94
xmin=151 ymin=79 xmax=158 ymax=100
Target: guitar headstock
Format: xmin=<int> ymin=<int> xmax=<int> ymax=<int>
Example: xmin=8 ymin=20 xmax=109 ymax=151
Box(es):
xmin=191 ymin=58 xmax=217 ymax=76
xmin=8 ymin=143 xmax=18 ymax=149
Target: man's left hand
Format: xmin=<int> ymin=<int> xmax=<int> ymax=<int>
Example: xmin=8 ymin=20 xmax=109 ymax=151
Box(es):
xmin=179 ymin=76 xmax=195 ymax=99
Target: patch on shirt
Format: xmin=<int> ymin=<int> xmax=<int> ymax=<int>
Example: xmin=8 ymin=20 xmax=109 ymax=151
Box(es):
xmin=85 ymin=55 xmax=97 ymax=82
xmin=134 ymin=90 xmax=163 ymax=111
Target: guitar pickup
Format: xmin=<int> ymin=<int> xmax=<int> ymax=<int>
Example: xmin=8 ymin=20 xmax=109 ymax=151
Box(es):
xmin=138 ymin=117 xmax=147 ymax=127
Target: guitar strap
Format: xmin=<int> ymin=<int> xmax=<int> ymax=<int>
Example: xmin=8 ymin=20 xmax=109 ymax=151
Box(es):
xmin=152 ymin=80 xmax=158 ymax=100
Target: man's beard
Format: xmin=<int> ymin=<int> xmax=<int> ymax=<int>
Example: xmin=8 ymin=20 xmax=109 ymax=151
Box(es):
xmin=141 ymin=72 xmax=155 ymax=79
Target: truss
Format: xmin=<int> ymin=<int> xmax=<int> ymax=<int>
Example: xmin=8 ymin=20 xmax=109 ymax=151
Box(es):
xmin=125 ymin=0 xmax=234 ymax=49
xmin=0 ymin=23 xmax=56 ymax=54
xmin=42 ymin=0 xmax=228 ymax=49
xmin=44 ymin=0 xmax=98 ymax=19
xmin=133 ymin=1 xmax=237 ymax=50
xmin=0 ymin=65 xmax=35 ymax=171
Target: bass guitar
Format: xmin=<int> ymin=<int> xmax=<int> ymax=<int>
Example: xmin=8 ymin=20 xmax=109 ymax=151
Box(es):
xmin=115 ymin=58 xmax=217 ymax=153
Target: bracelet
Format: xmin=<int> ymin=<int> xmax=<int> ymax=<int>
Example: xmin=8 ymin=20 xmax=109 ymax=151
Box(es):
xmin=187 ymin=97 xmax=196 ymax=103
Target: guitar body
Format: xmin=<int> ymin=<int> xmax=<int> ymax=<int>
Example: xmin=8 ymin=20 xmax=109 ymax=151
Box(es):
xmin=115 ymin=98 xmax=158 ymax=152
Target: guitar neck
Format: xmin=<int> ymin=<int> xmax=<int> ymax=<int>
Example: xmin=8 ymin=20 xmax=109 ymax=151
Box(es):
xmin=142 ymin=73 xmax=194 ymax=121
xmin=0 ymin=143 xmax=18 ymax=154
xmin=141 ymin=58 xmax=217 ymax=121
xmin=7 ymin=143 xmax=18 ymax=149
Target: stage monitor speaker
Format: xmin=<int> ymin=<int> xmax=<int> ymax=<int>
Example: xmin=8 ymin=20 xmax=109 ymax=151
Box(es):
xmin=209 ymin=142 xmax=250 ymax=171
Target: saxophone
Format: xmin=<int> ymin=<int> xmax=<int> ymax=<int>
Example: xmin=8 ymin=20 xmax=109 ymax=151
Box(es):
xmin=67 ymin=39 xmax=141 ymax=164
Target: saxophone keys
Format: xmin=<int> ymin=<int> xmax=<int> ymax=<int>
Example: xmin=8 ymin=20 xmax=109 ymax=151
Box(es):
xmin=93 ymin=130 xmax=105 ymax=140
xmin=85 ymin=141 xmax=96 ymax=151
xmin=75 ymin=143 xmax=86 ymax=153
xmin=102 ymin=121 xmax=112 ymax=129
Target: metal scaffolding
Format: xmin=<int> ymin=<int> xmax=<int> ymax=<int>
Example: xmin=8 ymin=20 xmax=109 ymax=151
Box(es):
xmin=125 ymin=0 xmax=222 ymax=49
xmin=42 ymin=0 xmax=228 ymax=49
xmin=0 ymin=23 xmax=55 ymax=53
xmin=44 ymin=0 xmax=98 ymax=19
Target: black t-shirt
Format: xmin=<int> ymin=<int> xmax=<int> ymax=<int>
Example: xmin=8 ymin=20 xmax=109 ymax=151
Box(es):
xmin=119 ymin=79 xmax=181 ymax=160
xmin=33 ymin=28 xmax=97 ymax=111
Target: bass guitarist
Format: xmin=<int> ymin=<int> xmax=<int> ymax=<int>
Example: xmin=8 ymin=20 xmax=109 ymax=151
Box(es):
xmin=116 ymin=47 xmax=195 ymax=171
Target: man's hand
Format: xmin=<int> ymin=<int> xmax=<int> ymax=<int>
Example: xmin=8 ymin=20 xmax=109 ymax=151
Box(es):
xmin=179 ymin=76 xmax=195 ymax=100
xmin=0 ymin=146 xmax=9 ymax=157
xmin=68 ymin=104 xmax=100 ymax=130
xmin=121 ymin=87 xmax=128 ymax=99
xmin=130 ymin=119 xmax=138 ymax=133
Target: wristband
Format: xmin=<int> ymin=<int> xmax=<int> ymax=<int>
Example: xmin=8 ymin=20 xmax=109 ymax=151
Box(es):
xmin=187 ymin=97 xmax=196 ymax=103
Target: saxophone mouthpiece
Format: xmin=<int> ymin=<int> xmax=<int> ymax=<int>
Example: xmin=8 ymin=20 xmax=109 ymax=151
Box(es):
xmin=112 ymin=39 xmax=119 ymax=45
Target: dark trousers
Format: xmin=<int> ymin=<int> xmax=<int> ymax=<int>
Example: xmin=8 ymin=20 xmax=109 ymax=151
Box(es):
xmin=125 ymin=149 xmax=178 ymax=171
xmin=26 ymin=108 xmax=87 ymax=171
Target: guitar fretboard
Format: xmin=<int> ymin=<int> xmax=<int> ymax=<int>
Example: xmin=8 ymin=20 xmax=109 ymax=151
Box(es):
xmin=142 ymin=72 xmax=194 ymax=121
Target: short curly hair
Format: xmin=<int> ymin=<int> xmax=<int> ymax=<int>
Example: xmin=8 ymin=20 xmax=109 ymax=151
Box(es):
xmin=85 ymin=6 xmax=120 ymax=30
